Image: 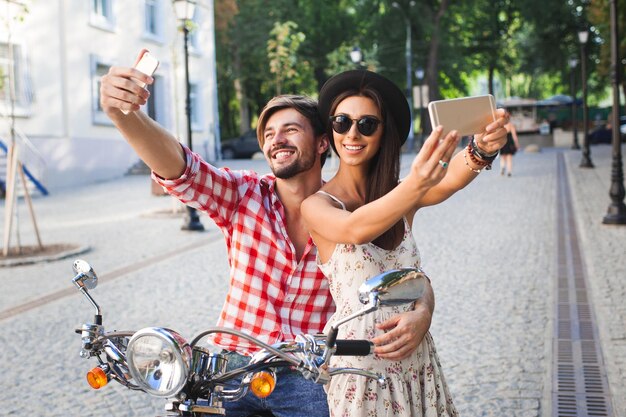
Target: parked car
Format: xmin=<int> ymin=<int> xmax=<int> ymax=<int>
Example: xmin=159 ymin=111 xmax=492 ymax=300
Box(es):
xmin=220 ymin=130 xmax=260 ymax=159
xmin=588 ymin=116 xmax=626 ymax=144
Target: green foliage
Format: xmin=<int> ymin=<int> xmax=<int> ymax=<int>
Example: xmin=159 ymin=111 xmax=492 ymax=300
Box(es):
xmin=325 ymin=44 xmax=381 ymax=77
xmin=267 ymin=21 xmax=315 ymax=96
xmin=214 ymin=0 xmax=623 ymax=136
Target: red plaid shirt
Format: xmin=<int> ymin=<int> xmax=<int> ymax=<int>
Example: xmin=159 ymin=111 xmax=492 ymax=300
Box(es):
xmin=153 ymin=147 xmax=335 ymax=355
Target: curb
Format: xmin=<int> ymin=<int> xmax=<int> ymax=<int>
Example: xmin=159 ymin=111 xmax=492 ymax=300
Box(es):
xmin=0 ymin=244 xmax=91 ymax=268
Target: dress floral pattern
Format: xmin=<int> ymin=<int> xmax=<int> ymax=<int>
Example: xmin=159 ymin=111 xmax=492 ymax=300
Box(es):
xmin=318 ymin=212 xmax=458 ymax=417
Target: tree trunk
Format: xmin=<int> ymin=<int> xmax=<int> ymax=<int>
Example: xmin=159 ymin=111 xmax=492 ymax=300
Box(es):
xmin=232 ymin=45 xmax=250 ymax=133
xmin=426 ymin=0 xmax=448 ymax=103
xmin=622 ymin=81 xmax=626 ymax=119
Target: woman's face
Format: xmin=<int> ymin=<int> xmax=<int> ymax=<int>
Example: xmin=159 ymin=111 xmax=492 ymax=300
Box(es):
xmin=332 ymin=95 xmax=383 ymax=166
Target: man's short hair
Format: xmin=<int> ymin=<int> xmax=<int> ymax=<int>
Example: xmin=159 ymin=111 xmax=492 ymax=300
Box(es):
xmin=256 ymin=95 xmax=329 ymax=166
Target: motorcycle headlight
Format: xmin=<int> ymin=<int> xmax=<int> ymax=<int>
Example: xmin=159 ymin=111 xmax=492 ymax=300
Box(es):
xmin=126 ymin=327 xmax=191 ymax=397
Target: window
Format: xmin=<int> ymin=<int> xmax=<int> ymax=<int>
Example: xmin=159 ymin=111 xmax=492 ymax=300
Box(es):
xmin=144 ymin=0 xmax=164 ymax=42
xmin=189 ymin=82 xmax=203 ymax=130
xmin=146 ymin=74 xmax=168 ymax=127
xmin=91 ymin=56 xmax=112 ymax=124
xmin=0 ymin=42 xmax=32 ymax=115
xmin=90 ymin=0 xmax=115 ymax=31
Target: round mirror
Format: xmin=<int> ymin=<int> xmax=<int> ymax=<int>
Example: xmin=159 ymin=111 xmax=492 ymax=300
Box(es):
xmin=358 ymin=268 xmax=427 ymax=306
xmin=72 ymin=259 xmax=98 ymax=290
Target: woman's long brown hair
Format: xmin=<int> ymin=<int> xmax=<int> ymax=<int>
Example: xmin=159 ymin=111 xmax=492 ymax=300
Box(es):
xmin=328 ymin=88 xmax=404 ymax=250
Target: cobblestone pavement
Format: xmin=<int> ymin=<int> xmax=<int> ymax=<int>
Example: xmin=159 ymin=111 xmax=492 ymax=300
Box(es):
xmin=0 ymin=146 xmax=624 ymax=417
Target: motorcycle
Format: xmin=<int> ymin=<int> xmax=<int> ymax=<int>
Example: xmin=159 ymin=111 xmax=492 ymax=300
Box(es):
xmin=71 ymin=259 xmax=427 ymax=416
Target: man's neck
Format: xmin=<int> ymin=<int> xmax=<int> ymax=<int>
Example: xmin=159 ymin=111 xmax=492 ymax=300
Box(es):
xmin=275 ymin=169 xmax=323 ymax=211
xmin=274 ymin=168 xmax=323 ymax=261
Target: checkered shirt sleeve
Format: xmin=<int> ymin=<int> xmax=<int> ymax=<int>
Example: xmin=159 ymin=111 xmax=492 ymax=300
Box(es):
xmin=152 ymin=146 xmax=335 ymax=355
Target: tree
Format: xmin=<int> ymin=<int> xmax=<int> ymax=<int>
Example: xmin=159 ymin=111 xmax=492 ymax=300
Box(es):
xmin=588 ymin=0 xmax=626 ymax=113
xmin=212 ymin=0 xmax=617 ymax=140
xmin=267 ymin=21 xmax=314 ymax=96
xmin=291 ymin=0 xmax=360 ymax=89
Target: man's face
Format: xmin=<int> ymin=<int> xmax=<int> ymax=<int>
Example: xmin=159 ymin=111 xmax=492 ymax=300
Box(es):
xmin=262 ymin=108 xmax=323 ymax=179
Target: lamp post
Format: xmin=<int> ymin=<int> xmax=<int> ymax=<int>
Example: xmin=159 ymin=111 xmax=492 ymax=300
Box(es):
xmin=415 ymin=67 xmax=425 ymax=148
xmin=392 ymin=1 xmax=416 ymax=152
xmin=349 ymin=46 xmax=363 ymax=69
xmin=602 ymin=0 xmax=626 ymax=224
xmin=568 ymin=58 xmax=580 ymax=150
xmin=173 ymin=0 xmax=204 ymax=231
xmin=578 ymin=29 xmax=594 ymax=168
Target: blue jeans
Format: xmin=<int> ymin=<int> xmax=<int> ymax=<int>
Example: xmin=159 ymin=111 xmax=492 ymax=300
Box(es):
xmin=221 ymin=351 xmax=329 ymax=417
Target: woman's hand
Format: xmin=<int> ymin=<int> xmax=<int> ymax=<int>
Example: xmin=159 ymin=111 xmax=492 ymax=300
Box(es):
xmin=474 ymin=108 xmax=510 ymax=154
xmin=406 ymin=127 xmax=461 ymax=191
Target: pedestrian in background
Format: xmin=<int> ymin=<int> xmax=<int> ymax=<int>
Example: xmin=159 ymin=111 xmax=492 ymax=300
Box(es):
xmin=500 ymin=121 xmax=520 ymax=177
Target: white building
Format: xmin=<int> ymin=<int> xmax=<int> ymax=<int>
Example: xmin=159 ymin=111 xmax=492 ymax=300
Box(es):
xmin=1 ymin=0 xmax=220 ymax=192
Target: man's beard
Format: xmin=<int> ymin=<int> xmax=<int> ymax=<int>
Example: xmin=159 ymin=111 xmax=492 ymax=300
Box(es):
xmin=270 ymin=148 xmax=316 ymax=179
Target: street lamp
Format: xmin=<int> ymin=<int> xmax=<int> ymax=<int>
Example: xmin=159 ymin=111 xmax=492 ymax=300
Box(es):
xmin=602 ymin=0 xmax=626 ymax=224
xmin=392 ymin=1 xmax=416 ymax=152
xmin=414 ymin=67 xmax=425 ymax=148
xmin=173 ymin=0 xmax=204 ymax=231
xmin=568 ymin=57 xmax=580 ymax=150
xmin=578 ymin=28 xmax=594 ymax=168
xmin=349 ymin=46 xmax=363 ymax=68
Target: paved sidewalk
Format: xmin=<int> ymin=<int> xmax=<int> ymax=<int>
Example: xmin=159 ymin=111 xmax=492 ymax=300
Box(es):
xmin=0 ymin=146 xmax=624 ymax=417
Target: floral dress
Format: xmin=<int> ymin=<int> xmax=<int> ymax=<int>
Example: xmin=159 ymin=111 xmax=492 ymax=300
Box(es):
xmin=316 ymin=192 xmax=458 ymax=417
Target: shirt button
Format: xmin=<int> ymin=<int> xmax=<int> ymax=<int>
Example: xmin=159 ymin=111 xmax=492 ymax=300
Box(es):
xmin=285 ymin=295 xmax=295 ymax=302
xmin=281 ymin=324 xmax=290 ymax=334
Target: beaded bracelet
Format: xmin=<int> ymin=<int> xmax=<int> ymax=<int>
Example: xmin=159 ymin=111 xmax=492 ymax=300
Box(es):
xmin=463 ymin=151 xmax=482 ymax=173
xmin=466 ymin=141 xmax=493 ymax=170
xmin=470 ymin=137 xmax=499 ymax=162
xmin=467 ymin=145 xmax=488 ymax=166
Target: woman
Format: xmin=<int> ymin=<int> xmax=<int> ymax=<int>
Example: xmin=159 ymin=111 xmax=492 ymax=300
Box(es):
xmin=301 ymin=70 xmax=509 ymax=416
xmin=499 ymin=122 xmax=520 ymax=176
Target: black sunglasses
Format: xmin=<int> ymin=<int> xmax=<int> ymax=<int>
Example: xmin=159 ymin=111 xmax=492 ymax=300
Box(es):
xmin=330 ymin=115 xmax=382 ymax=136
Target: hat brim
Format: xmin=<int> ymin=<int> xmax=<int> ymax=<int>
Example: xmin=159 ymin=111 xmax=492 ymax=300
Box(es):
xmin=318 ymin=70 xmax=410 ymax=145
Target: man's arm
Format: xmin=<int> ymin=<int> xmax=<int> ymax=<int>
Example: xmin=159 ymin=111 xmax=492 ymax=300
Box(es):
xmin=100 ymin=63 xmax=185 ymax=179
xmin=370 ymin=278 xmax=435 ymax=361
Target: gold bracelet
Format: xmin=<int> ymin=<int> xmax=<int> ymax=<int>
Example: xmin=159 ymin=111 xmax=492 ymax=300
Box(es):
xmin=463 ymin=151 xmax=482 ymax=173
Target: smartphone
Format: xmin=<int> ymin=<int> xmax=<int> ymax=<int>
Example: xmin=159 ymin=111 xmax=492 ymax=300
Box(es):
xmin=122 ymin=51 xmax=160 ymax=114
xmin=428 ymin=94 xmax=496 ymax=137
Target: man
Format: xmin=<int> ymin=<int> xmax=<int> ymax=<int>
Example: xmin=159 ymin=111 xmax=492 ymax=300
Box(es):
xmin=99 ymin=54 xmax=435 ymax=416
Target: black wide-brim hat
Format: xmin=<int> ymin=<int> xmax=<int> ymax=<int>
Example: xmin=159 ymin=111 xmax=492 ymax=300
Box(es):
xmin=318 ymin=69 xmax=410 ymax=146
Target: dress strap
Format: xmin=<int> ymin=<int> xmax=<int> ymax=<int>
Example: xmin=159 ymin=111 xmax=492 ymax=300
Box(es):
xmin=316 ymin=190 xmax=347 ymax=210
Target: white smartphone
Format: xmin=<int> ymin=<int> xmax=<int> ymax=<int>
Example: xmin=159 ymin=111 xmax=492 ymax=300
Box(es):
xmin=122 ymin=51 xmax=160 ymax=114
xmin=428 ymin=94 xmax=496 ymax=137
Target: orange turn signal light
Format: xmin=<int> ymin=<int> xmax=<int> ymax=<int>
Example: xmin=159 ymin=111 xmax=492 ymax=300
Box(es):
xmin=86 ymin=366 xmax=109 ymax=389
xmin=250 ymin=371 xmax=276 ymax=399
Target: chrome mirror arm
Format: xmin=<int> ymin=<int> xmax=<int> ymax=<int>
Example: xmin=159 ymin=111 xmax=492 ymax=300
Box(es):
xmin=73 ymin=275 xmax=103 ymax=324
xmin=331 ymin=294 xmax=379 ymax=330
xmin=73 ymin=275 xmax=101 ymax=311
xmin=72 ymin=260 xmax=102 ymax=325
